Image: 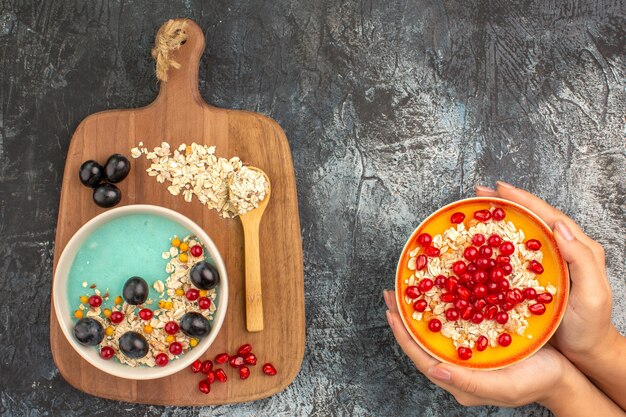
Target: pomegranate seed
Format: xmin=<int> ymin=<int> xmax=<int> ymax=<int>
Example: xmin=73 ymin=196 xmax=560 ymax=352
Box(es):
xmin=164 ymin=321 xmax=179 ymax=334
xmin=191 ymin=359 xmax=202 ymax=373
xmin=463 ymin=246 xmax=479 ymax=261
xmin=472 ymin=234 xmax=485 ymax=246
xmin=474 ymin=210 xmax=491 ymax=222
xmin=536 ymin=293 xmax=553 ymax=304
xmin=198 ymin=297 xmax=211 ymax=309
xmin=201 ymin=360 xmax=213 ymax=374
xmin=446 ymin=276 xmax=458 ymax=293
xmin=413 ymin=299 xmax=428 ymax=312
xmin=155 ymin=353 xmax=169 ymax=367
xmin=417 ymin=278 xmax=434 ymax=293
xmin=169 ymin=342 xmax=183 ymax=355
xmin=485 ymin=305 xmax=498 ymax=319
xmin=100 ymin=346 xmax=115 ymax=360
xmin=497 ymin=292 xmax=505 ymax=303
xmin=215 ymin=353 xmax=229 ymax=364
xmin=458 ymin=273 xmax=472 ymax=284
xmin=476 ymin=335 xmax=488 ymax=351
xmin=479 ymin=246 xmax=493 ymax=257
xmin=417 ymin=233 xmax=432 ymax=247
xmin=230 ymin=356 xmax=245 ymax=368
xmin=466 ymin=262 xmax=477 ymax=274
xmin=471 ymin=312 xmax=484 ymax=324
xmin=492 ymin=207 xmax=506 ymax=221
xmin=472 ymin=284 xmax=487 ymax=298
xmin=475 ymin=257 xmax=490 ymax=270
xmin=474 ymin=299 xmax=487 ymax=311
xmin=525 ymin=239 xmax=542 ymax=251
xmin=436 ymin=292 xmax=454 ymax=304
xmin=485 ymin=294 xmax=499 ymax=304
xmin=490 ymin=268 xmax=504 ymax=281
xmin=499 ymin=279 xmax=510 ymax=292
xmin=500 ymin=264 xmax=513 ymax=275
xmin=456 ymin=286 xmax=471 ymax=300
xmin=457 ymin=347 xmax=472 ymax=360
xmin=454 ymin=299 xmax=469 ymax=310
xmin=416 ymin=255 xmax=428 ymax=271
xmin=495 ymin=311 xmax=509 ymax=324
xmin=461 ymin=306 xmax=474 ymax=320
xmin=190 ymin=244 xmax=203 ymax=257
xmin=185 ymin=289 xmax=199 ymax=301
xmin=496 ymin=255 xmax=510 ymax=264
xmin=486 ymin=281 xmax=499 ymax=294
xmin=139 ymin=308 xmax=153 ymax=321
xmin=405 ymin=286 xmax=420 ymax=299
xmin=445 ymin=308 xmax=460 ymax=321
xmin=425 ymin=246 xmax=440 ymax=257
xmin=474 ymin=271 xmax=487 ymax=283
xmin=528 ymin=260 xmax=544 ymax=274
xmin=243 ymin=353 xmax=257 ymax=365
xmin=498 ymin=333 xmax=512 ymax=347
xmin=238 ymin=344 xmax=253 ymax=356
xmin=239 ymin=366 xmax=251 ymax=379
xmin=452 ymin=261 xmax=467 ymax=275
xmin=428 ymin=318 xmax=442 ymax=332
xmin=523 ymin=288 xmax=537 ymax=300
xmin=109 ymin=311 xmax=124 ymax=324
xmin=215 ymin=368 xmax=227 ymax=382
xmin=499 ymin=241 xmax=515 ymax=255
xmin=435 ymin=275 xmax=447 ymax=289
xmin=487 ymin=258 xmax=497 ymax=270
xmin=513 ymin=288 xmax=524 ymax=303
xmin=262 ymin=363 xmax=278 ymax=376
xmin=487 ymin=234 xmax=502 ymax=247
xmin=451 ymin=212 xmax=465 ymax=224
xmin=502 ymin=302 xmax=515 ymax=311
xmin=506 ymin=290 xmax=518 ymax=304
xmin=206 ymin=370 xmax=215 ymax=384
xmin=88 ymin=295 xmax=102 ymax=308
xmin=529 ymin=303 xmax=546 ymax=315
xmin=198 ymin=380 xmax=210 ymax=394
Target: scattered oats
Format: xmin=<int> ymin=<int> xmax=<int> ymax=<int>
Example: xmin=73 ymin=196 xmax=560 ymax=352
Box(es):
xmin=153 ymin=280 xmax=165 ymax=293
xmin=162 ymin=251 xmax=170 ymax=259
xmin=130 ymin=141 xmax=268 ymax=218
xmin=82 ymin=281 xmax=88 ymax=288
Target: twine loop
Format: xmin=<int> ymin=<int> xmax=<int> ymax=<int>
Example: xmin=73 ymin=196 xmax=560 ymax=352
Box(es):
xmin=151 ymin=20 xmax=188 ymax=82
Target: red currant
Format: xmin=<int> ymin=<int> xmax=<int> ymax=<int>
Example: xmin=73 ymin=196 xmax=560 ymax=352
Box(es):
xmin=190 ymin=244 xmax=203 ymax=257
xmin=110 ymin=311 xmax=124 ymax=324
xmin=164 ymin=321 xmax=179 ymax=334
xmin=185 ymin=289 xmax=200 ymax=301
xmin=139 ymin=308 xmax=153 ymax=321
xmin=88 ymin=295 xmax=102 ymax=308
xmin=169 ymin=342 xmax=183 ymax=355
xmin=155 ymin=353 xmax=169 ymax=366
xmin=100 ymin=346 xmax=115 ymax=360
xmin=198 ymin=297 xmax=211 ymax=309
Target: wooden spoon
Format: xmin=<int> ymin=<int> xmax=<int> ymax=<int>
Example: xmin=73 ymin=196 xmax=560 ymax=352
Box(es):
xmin=239 ymin=167 xmax=271 ymax=332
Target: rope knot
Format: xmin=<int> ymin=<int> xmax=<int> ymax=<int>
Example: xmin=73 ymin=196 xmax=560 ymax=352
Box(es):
xmin=151 ymin=19 xmax=188 ymax=82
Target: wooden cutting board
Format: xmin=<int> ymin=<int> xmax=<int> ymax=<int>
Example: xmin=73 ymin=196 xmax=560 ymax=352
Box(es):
xmin=49 ymin=18 xmax=305 ymax=405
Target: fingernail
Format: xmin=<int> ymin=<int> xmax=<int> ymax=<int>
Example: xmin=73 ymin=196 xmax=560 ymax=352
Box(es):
xmin=428 ymin=366 xmax=452 ymax=382
xmin=496 ymin=180 xmax=515 ymax=189
xmin=475 ymin=185 xmax=495 ymax=193
xmin=386 ymin=310 xmax=394 ymax=329
xmin=383 ymin=291 xmax=394 ymax=310
xmin=555 ymin=220 xmax=574 ymax=241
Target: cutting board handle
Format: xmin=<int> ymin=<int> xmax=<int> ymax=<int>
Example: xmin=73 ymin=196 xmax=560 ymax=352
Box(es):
xmin=154 ymin=18 xmax=206 ymax=109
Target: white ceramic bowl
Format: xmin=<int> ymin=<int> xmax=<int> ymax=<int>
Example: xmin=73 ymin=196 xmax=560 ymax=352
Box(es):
xmin=53 ymin=204 xmax=228 ymax=380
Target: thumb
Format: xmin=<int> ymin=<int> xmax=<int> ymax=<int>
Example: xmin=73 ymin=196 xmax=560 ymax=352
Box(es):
xmin=553 ymin=220 xmax=609 ymax=300
xmin=427 ymin=363 xmax=512 ymax=401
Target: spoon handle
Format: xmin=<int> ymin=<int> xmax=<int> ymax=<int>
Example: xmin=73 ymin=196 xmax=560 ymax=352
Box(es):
xmin=242 ymin=220 xmax=264 ymax=332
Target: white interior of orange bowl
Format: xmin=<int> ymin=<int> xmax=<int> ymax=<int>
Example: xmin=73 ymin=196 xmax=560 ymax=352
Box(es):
xmin=53 ymin=204 xmax=228 ymax=380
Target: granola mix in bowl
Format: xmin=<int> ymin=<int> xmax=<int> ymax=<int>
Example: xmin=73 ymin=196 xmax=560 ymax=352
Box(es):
xmin=395 ymin=198 xmax=569 ymax=369
xmin=53 ymin=205 xmax=228 ymax=380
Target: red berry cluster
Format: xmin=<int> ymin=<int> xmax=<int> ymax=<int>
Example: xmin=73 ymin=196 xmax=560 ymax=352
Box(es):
xmin=408 ymin=208 xmax=554 ymax=361
xmin=191 ymin=343 xmax=277 ymax=394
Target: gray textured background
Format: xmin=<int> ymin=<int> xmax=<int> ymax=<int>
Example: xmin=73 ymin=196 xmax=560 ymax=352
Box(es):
xmin=1 ymin=0 xmax=624 ymax=416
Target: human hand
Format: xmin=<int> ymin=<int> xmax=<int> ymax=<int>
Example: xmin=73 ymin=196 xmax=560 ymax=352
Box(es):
xmin=383 ymin=290 xmax=572 ymax=408
xmin=475 ymin=181 xmax=617 ymax=358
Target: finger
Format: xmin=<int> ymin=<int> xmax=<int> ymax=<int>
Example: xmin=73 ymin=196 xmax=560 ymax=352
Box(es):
xmin=383 ymin=290 xmax=399 ymax=313
xmin=386 ymin=309 xmax=440 ymax=372
xmin=553 ymin=221 xmax=611 ymax=300
xmin=494 ymin=181 xmax=605 ymax=269
xmin=475 ymin=185 xmax=499 ymax=197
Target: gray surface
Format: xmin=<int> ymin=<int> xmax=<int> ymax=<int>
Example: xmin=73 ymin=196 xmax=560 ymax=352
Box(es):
xmin=1 ymin=1 xmax=624 ymax=416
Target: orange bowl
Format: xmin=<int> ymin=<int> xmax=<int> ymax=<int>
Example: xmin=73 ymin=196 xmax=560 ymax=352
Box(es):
xmin=395 ymin=197 xmax=569 ymax=369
